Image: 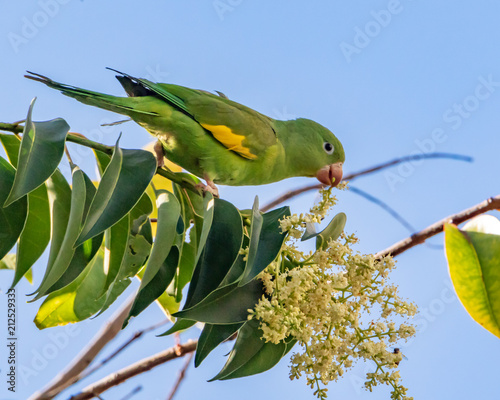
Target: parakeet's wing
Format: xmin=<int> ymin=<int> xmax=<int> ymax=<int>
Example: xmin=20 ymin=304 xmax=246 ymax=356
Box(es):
xmin=182 ymin=93 xmax=277 ymax=160
xmin=111 ymin=69 xmax=277 ymax=160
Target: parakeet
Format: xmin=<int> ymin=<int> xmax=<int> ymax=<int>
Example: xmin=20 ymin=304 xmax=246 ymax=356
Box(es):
xmin=25 ymin=69 xmax=344 ymax=193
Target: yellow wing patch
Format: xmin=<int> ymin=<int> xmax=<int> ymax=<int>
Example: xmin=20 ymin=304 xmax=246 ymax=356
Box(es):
xmin=201 ymin=123 xmax=257 ymax=160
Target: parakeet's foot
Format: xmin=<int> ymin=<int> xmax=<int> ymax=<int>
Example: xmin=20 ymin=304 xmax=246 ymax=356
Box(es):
xmin=153 ymin=140 xmax=165 ymax=168
xmin=195 ymin=176 xmax=219 ymax=197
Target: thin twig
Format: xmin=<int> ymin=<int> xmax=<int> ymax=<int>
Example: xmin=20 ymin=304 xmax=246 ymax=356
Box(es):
xmin=0 ymin=122 xmax=24 ymax=134
xmin=77 ymin=319 xmax=168 ymax=382
xmin=348 ymin=185 xmax=416 ymax=233
xmin=118 ymin=385 xmax=142 ymax=400
xmin=28 ymin=297 xmax=135 ymax=400
xmin=166 ymin=352 xmax=194 ymax=400
xmin=67 ymin=340 xmax=198 ymax=400
xmin=64 ymin=145 xmax=74 ymax=165
xmin=261 ymin=153 xmax=473 ymax=211
xmin=376 ymin=195 xmax=500 ymax=259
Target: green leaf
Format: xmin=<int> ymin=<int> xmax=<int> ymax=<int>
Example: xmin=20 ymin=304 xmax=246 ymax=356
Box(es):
xmin=174 ymin=280 xmax=263 ymax=324
xmin=97 ymin=193 xmax=153 ymax=315
xmin=0 ymin=254 xmax=16 ymax=270
xmin=0 ymin=157 xmax=28 ymax=260
xmin=221 ymin=235 xmax=250 ymax=286
xmin=195 ymin=322 xmax=243 ymax=367
xmin=103 ymin=214 xmax=130 ymax=290
xmin=219 ymin=340 xmax=287 ymax=380
xmin=0 ymin=133 xmax=51 ymax=286
xmin=301 ymin=222 xmax=318 ymax=241
xmin=34 ymin=251 xmax=106 ymax=329
xmin=183 ymin=198 xmax=243 ymax=309
xmin=0 ymin=133 xmax=21 ymax=166
xmin=239 ymin=202 xmax=290 ymax=286
xmin=126 ymin=247 xmax=179 ymax=327
xmin=45 ymin=170 xmax=72 ymax=273
xmin=5 ymin=99 xmax=69 ymax=206
xmin=32 ymin=165 xmax=91 ymax=299
xmin=193 ymin=193 xmax=215 ymax=266
xmin=154 ymin=290 xmax=181 ymax=319
xmin=76 ymin=139 xmax=157 ymax=245
xmin=125 ymin=191 xmax=181 ymax=326
xmin=13 ymin=184 xmax=50 ymax=287
xmin=158 ymin=318 xmax=196 ymax=336
xmin=445 ymin=223 xmax=500 ymax=338
xmin=98 ymin=232 xmax=151 ymax=315
xmin=165 ymin=186 xmax=206 ymax=303
xmin=316 ymin=212 xmax=347 ymax=250
xmin=0 ymin=254 xmax=33 ymax=284
xmin=210 ymin=319 xmax=283 ymax=381
xmin=93 ymin=149 xmax=111 ymax=176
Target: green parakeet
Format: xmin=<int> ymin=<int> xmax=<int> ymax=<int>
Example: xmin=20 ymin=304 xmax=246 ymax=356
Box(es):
xmin=25 ymin=70 xmax=344 ymax=192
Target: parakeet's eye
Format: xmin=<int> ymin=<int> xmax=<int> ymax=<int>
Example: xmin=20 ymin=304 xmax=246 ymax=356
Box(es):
xmin=323 ymin=142 xmax=334 ymax=154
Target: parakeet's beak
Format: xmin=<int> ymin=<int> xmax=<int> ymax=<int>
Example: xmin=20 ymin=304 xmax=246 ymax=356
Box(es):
xmin=316 ymin=162 xmax=343 ymax=187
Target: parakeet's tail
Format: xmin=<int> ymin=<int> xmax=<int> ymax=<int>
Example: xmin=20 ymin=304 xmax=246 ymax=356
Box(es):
xmin=24 ymin=71 xmax=158 ymax=117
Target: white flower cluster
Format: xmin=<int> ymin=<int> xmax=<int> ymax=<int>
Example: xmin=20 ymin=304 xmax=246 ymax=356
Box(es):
xmin=250 ymin=188 xmax=417 ymax=400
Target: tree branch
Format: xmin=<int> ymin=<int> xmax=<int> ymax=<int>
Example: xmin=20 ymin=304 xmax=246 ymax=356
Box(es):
xmin=261 ymin=153 xmax=473 ymax=212
xmin=166 ymin=352 xmax=194 ymax=400
xmin=28 ymin=297 xmax=135 ymax=400
xmin=376 ymin=195 xmax=500 ymax=259
xmin=76 ymin=319 xmax=168 ymax=382
xmin=67 ymin=340 xmax=198 ymax=400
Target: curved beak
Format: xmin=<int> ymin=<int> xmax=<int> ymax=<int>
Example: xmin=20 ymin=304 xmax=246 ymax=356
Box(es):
xmin=316 ymin=162 xmax=343 ymax=187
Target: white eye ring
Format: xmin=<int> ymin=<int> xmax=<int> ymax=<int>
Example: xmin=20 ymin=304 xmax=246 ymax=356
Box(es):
xmin=323 ymin=142 xmax=334 ymax=155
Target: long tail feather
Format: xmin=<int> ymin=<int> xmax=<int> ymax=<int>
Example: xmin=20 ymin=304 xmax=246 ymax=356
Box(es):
xmin=25 ymin=71 xmax=158 ymax=117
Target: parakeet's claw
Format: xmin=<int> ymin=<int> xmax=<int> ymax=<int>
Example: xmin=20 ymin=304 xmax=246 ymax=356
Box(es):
xmin=195 ymin=176 xmax=219 ymax=198
xmin=153 ymin=140 xmax=165 ymax=168
xmin=316 ymin=162 xmax=343 ymax=187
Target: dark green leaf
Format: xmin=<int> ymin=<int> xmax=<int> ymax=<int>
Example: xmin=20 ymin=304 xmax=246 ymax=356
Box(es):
xmin=209 ymin=319 xmax=264 ymax=381
xmin=0 ymin=157 xmax=28 ymax=260
xmin=219 ymin=341 xmax=286 ymax=380
xmin=13 ymin=185 xmax=51 ymax=286
xmin=125 ymin=247 xmax=180 ymax=327
xmin=44 ymin=170 xmax=72 ymax=273
xmin=96 ymin=192 xmax=152 ymax=316
xmin=124 ymin=191 xmax=181 ymax=326
xmin=183 ymin=198 xmax=243 ymax=309
xmin=158 ymin=318 xmax=196 ymax=336
xmin=195 ymin=322 xmax=243 ymax=367
xmin=221 ymin=235 xmax=250 ymax=286
xmin=174 ymin=280 xmax=263 ymax=324
xmin=32 ymin=165 xmax=90 ymax=299
xmin=316 ymin=212 xmax=347 ymax=250
xmin=93 ymin=149 xmax=111 ymax=176
xmin=76 ymin=140 xmax=157 ymax=245
xmin=1 ymin=134 xmax=51 ymax=286
xmin=5 ymin=100 xmax=69 ymax=206
xmin=239 ymin=204 xmax=290 ymax=286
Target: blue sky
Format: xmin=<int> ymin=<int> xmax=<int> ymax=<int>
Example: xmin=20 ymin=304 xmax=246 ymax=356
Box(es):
xmin=1 ymin=1 xmax=499 ymax=399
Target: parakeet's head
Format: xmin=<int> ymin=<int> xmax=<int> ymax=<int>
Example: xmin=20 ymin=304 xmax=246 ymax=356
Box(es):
xmin=279 ymin=118 xmax=345 ymax=187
